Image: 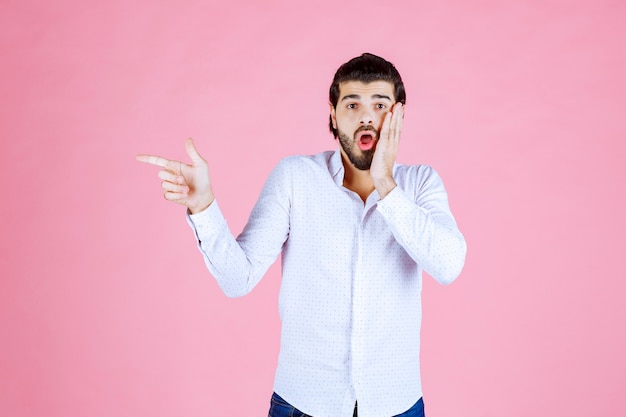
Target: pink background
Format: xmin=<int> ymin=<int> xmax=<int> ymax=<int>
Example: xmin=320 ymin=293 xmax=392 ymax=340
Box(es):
xmin=1 ymin=0 xmax=625 ymax=416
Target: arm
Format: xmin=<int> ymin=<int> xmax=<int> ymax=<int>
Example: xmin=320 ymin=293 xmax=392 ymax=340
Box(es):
xmin=376 ymin=170 xmax=467 ymax=285
xmin=370 ymin=104 xmax=466 ymax=284
xmin=137 ymin=139 xmax=290 ymax=297
xmin=187 ymin=161 xmax=290 ymax=297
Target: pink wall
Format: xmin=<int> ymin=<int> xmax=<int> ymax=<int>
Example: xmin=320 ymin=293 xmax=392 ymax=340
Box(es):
xmin=1 ymin=0 xmax=625 ymax=416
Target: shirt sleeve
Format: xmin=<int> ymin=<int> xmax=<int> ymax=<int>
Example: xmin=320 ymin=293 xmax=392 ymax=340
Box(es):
xmin=376 ymin=167 xmax=467 ymax=284
xmin=186 ymin=160 xmax=291 ymax=297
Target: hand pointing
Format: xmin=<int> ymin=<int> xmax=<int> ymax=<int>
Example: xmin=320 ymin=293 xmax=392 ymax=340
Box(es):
xmin=136 ymin=138 xmax=215 ymax=214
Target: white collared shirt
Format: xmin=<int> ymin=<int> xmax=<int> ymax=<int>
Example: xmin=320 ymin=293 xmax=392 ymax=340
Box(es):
xmin=187 ymin=149 xmax=466 ymax=417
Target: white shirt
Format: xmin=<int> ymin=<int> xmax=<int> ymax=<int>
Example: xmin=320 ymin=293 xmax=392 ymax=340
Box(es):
xmin=187 ymin=149 xmax=466 ymax=417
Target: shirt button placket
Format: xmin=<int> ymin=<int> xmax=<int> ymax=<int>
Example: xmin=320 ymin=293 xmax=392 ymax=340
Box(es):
xmin=351 ymin=208 xmax=367 ymax=395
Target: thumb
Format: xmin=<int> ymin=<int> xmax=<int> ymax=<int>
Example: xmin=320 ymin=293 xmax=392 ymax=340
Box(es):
xmin=185 ymin=137 xmax=205 ymax=164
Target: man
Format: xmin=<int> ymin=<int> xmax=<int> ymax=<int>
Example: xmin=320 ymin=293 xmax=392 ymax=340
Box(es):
xmin=137 ymin=53 xmax=466 ymax=417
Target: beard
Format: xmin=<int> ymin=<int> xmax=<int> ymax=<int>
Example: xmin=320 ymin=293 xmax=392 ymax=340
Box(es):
xmin=337 ymin=126 xmax=378 ymax=171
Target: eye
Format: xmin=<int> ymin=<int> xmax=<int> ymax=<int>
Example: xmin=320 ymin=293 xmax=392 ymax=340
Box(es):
xmin=347 ymin=103 xmax=357 ymax=109
xmin=376 ymin=103 xmax=387 ymax=110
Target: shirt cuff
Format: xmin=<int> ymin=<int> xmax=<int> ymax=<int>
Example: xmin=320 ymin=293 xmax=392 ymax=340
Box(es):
xmin=186 ymin=201 xmax=228 ymax=243
xmin=377 ymin=185 xmax=407 ymax=211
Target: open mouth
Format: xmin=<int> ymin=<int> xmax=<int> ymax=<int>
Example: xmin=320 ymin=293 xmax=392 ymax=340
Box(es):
xmin=357 ymin=131 xmax=376 ymax=151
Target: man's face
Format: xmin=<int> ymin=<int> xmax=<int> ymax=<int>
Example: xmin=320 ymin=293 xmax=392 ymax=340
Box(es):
xmin=330 ymin=80 xmax=396 ymax=171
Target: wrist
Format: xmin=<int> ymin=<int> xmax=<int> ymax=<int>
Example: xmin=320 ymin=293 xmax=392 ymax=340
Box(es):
xmin=189 ymin=192 xmax=215 ymax=214
xmin=374 ymin=176 xmax=397 ymax=199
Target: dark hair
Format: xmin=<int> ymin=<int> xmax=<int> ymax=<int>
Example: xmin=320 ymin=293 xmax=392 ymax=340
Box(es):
xmin=329 ymin=53 xmax=406 ymax=137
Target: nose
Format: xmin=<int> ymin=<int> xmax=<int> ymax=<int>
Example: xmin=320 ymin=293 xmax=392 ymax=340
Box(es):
xmin=359 ymin=108 xmax=374 ymax=125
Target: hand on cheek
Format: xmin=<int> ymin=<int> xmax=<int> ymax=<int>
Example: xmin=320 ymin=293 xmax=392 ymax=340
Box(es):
xmin=371 ymin=103 xmax=403 ymax=198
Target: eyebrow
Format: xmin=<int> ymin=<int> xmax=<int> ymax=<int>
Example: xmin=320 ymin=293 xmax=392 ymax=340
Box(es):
xmin=340 ymin=94 xmax=392 ymax=102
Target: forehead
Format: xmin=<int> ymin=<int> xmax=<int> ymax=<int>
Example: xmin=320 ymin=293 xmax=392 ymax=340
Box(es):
xmin=338 ymin=80 xmax=395 ymax=100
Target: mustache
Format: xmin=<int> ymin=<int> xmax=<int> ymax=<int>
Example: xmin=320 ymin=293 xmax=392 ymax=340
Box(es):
xmin=354 ymin=125 xmax=378 ymax=139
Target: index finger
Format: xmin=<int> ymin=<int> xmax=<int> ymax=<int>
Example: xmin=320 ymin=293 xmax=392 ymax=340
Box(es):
xmin=136 ymin=154 xmax=173 ymax=169
xmin=390 ymin=102 xmax=403 ymax=120
xmin=389 ymin=103 xmax=403 ymax=131
xmin=380 ymin=108 xmax=393 ymax=137
xmin=391 ymin=103 xmax=403 ymax=128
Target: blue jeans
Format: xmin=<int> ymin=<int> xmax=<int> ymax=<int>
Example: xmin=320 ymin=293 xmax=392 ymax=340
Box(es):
xmin=268 ymin=392 xmax=425 ymax=417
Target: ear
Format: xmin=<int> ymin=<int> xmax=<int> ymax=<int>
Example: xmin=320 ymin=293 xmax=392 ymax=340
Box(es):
xmin=329 ymin=103 xmax=337 ymax=129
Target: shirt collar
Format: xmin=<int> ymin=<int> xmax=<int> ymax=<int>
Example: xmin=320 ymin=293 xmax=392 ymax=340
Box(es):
xmin=329 ymin=148 xmax=345 ymax=186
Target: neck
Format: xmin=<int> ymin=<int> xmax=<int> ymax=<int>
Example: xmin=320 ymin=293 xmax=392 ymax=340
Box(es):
xmin=341 ymin=158 xmax=374 ymax=203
